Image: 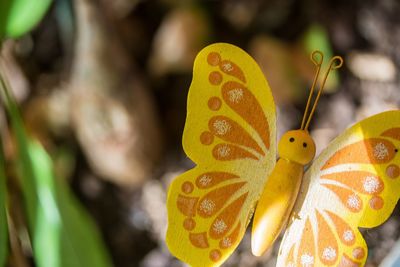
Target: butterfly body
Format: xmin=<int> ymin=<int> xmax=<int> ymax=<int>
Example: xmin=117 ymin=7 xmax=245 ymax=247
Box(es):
xmin=252 ymin=130 xmax=316 ymax=256
xmin=251 ymin=157 xmax=303 ymax=256
xmin=166 ymin=43 xmax=400 ymax=267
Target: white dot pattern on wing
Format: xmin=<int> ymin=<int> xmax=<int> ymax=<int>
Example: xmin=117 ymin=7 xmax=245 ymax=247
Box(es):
xmin=300 ymin=253 xmax=314 ymax=266
xmin=373 ymin=142 xmax=389 ymax=160
xmin=221 ymin=237 xmax=232 ymax=248
xmin=222 ymin=62 xmax=233 ymax=72
xmin=363 ymin=176 xmax=380 ymax=193
xmin=200 ymin=199 xmax=215 ymax=214
xmin=213 ymin=219 xmax=227 ymax=234
xmin=199 ymin=175 xmax=212 ymax=187
xmin=347 ymin=194 xmax=361 ymax=209
xmin=213 ymin=120 xmax=231 ymax=135
xmin=227 ymin=88 xmax=244 ymax=103
xmin=343 ymin=230 xmax=354 ymax=242
xmin=322 ymin=247 xmax=337 ymax=261
xmin=218 ymin=145 xmax=231 ymax=157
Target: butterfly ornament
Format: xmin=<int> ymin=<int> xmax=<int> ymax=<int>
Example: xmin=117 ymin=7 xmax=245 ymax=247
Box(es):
xmin=166 ymin=43 xmax=400 ymax=267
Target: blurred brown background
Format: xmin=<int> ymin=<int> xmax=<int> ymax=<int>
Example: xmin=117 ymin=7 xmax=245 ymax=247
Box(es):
xmin=2 ymin=0 xmax=400 ymax=266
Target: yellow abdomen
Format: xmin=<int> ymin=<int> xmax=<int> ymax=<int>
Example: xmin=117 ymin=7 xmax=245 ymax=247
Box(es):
xmin=251 ymin=158 xmax=303 ymax=256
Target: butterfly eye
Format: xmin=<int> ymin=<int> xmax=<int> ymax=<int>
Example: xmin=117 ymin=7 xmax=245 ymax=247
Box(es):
xmin=395 ymin=148 xmax=398 ymax=153
xmin=289 ymin=138 xmax=295 ymax=142
xmin=303 ymin=142 xmax=307 ymax=148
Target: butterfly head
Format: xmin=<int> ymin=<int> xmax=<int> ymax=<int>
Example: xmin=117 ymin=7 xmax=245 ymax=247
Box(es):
xmin=278 ymin=130 xmax=316 ymax=165
xmin=278 ymin=51 xmax=343 ymax=166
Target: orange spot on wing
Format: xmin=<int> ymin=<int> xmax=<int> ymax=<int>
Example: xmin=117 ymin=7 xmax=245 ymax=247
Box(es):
xmin=183 ymin=218 xmax=196 ymax=231
xmin=338 ymin=254 xmax=361 ymax=267
xmin=325 ymin=210 xmax=356 ymax=246
xmin=212 ymin=143 xmax=258 ymax=161
xmin=352 ymin=247 xmax=365 ymax=260
xmin=177 ymin=195 xmax=198 ymax=217
xmin=221 ymin=81 xmax=270 ymax=149
xmin=209 ymin=192 xmax=248 ymax=239
xmin=381 ymin=127 xmax=400 ymax=141
xmin=207 ymin=52 xmax=221 ymax=66
xmin=209 ymin=71 xmax=223 ymax=85
xmin=200 ymin=131 xmax=214 ymax=145
xmin=197 ymin=182 xmax=246 ymax=217
xmin=209 ymin=249 xmax=222 ymax=262
xmin=323 ymin=184 xmax=363 ymax=213
xmin=297 ymin=219 xmax=316 ymax=267
xmin=369 ymin=196 xmax=384 ymax=210
xmin=322 ymin=139 xmax=396 ymax=170
xmin=316 ymin=211 xmax=339 ymax=265
xmin=321 ymin=171 xmax=384 ymax=195
xmin=189 ymin=232 xmax=209 ymax=248
xmin=386 ymin=164 xmax=400 ymax=179
xmin=195 ymin=172 xmax=239 ymax=189
xmin=209 ymin=116 xmax=264 ymax=155
xmin=219 ymin=60 xmax=246 ymax=83
xmin=208 ymin=97 xmax=222 ymax=111
xmin=181 ymin=181 xmax=194 ymax=194
xmin=219 ymin=222 xmax=241 ymax=249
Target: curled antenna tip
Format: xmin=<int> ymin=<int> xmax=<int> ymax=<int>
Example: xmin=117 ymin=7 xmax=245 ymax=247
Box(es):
xmin=311 ymin=50 xmax=324 ymax=66
xmin=330 ymin=56 xmax=344 ymax=70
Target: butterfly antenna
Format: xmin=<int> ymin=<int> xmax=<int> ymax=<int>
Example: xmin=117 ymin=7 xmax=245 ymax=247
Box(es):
xmin=300 ymin=50 xmax=324 ymax=130
xmin=302 ymin=53 xmax=343 ymax=131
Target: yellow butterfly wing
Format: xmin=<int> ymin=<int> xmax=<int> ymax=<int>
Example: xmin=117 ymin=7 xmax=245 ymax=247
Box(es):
xmin=166 ymin=43 xmax=277 ymax=267
xmin=277 ymin=110 xmax=400 ymax=267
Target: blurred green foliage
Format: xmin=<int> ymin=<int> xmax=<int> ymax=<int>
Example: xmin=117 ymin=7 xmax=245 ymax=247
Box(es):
xmin=0 ymin=73 xmax=113 ymax=267
xmin=0 ymin=0 xmax=52 ymax=39
xmin=302 ymin=24 xmax=339 ymax=91
xmin=0 ymin=141 xmax=8 ymax=267
xmin=0 ymin=2 xmax=114 ymax=266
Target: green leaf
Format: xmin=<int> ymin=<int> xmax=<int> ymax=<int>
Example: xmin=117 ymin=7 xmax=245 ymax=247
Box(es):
xmin=0 ymin=0 xmax=52 ymax=39
xmin=0 ymin=0 xmax=11 ymax=40
xmin=0 ymin=137 xmax=9 ymax=267
xmin=302 ymin=24 xmax=339 ymax=92
xmin=0 ymin=74 xmax=113 ymax=267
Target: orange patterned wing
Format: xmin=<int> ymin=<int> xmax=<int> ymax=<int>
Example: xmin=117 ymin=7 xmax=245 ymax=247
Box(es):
xmin=277 ymin=110 xmax=400 ymax=267
xmin=166 ymin=43 xmax=276 ymax=267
